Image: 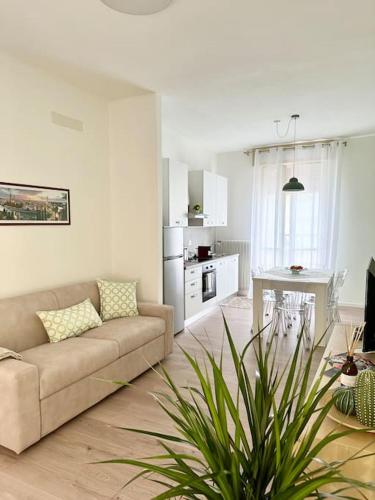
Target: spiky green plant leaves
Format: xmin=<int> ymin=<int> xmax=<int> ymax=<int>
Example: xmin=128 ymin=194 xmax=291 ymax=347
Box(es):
xmin=102 ymin=320 xmax=375 ymax=499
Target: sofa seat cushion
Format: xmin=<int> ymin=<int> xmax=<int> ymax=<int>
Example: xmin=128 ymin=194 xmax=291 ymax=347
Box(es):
xmin=21 ymin=337 xmax=119 ymax=399
xmin=82 ymin=316 xmax=166 ymax=357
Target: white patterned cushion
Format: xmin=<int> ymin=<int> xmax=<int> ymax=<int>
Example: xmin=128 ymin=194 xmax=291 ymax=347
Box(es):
xmin=97 ymin=279 xmax=138 ymax=321
xmin=36 ymin=299 xmax=102 ymax=343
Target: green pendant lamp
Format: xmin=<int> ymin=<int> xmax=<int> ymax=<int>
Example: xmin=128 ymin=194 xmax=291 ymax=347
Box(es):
xmin=282 ymin=114 xmax=304 ymax=192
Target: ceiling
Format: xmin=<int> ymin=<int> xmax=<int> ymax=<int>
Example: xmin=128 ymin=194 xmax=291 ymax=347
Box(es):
xmin=0 ymin=0 xmax=374 ymax=151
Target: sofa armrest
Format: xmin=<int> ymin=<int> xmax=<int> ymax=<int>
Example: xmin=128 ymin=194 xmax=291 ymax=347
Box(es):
xmin=0 ymin=359 xmax=40 ymax=453
xmin=137 ymin=303 xmax=174 ymax=356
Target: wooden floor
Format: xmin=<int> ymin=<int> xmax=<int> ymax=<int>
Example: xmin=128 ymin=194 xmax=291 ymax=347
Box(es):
xmin=0 ymin=304 xmax=363 ymax=500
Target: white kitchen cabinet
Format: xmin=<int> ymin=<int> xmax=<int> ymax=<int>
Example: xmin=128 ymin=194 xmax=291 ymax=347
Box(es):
xmin=185 ymin=290 xmax=202 ymax=319
xmin=203 ymin=171 xmax=217 ymax=226
xmin=185 ymin=264 xmax=203 ymax=319
xmin=216 ymin=175 xmax=228 ymax=227
xmin=185 ymin=276 xmax=201 ymax=294
xmin=185 ymin=266 xmax=202 ymax=282
xmin=184 ymin=255 xmax=239 ymax=323
xmin=188 ymin=170 xmax=226 ymax=227
xmin=216 ymin=259 xmax=228 ymax=301
xmin=163 ymin=159 xmax=189 ymax=227
xmin=226 ymin=255 xmax=239 ymax=295
xmin=217 ymin=255 xmax=239 ymax=299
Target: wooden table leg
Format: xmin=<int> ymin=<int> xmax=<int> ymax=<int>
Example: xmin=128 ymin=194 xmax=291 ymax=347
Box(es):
xmin=252 ymin=280 xmax=264 ymax=335
xmin=314 ymin=284 xmax=328 ymax=347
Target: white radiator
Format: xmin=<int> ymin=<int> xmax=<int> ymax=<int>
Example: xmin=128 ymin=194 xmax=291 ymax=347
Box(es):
xmin=217 ymin=240 xmax=251 ymax=294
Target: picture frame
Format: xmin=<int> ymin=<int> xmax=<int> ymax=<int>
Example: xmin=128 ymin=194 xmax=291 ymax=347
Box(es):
xmin=0 ymin=182 xmax=70 ymax=226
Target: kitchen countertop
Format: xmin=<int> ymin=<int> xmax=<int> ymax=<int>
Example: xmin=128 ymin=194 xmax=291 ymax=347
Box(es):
xmin=184 ymin=253 xmax=239 ymax=270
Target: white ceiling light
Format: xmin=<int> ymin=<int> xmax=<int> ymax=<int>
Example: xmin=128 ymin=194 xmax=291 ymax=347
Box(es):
xmin=100 ymin=0 xmax=173 ymax=15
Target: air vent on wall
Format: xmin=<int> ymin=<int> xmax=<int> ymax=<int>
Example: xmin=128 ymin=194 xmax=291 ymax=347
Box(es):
xmin=51 ymin=111 xmax=83 ymax=132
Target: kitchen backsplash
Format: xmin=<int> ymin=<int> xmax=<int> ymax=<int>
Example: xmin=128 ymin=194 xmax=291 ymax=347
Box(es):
xmin=183 ymin=227 xmax=216 ymax=255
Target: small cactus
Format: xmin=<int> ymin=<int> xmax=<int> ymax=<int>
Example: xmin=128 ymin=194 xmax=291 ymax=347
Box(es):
xmin=355 ymin=370 xmax=375 ymax=427
xmin=333 ymin=386 xmax=356 ymax=416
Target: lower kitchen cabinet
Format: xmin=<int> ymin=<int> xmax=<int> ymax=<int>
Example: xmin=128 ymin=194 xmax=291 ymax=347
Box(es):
xmin=216 ymin=259 xmax=228 ymax=302
xmin=216 ymin=255 xmax=239 ymax=300
xmin=227 ymin=255 xmax=239 ymax=295
xmin=185 ymin=254 xmax=239 ymax=322
xmin=185 ymin=290 xmax=202 ymax=319
xmin=185 ymin=277 xmax=201 ymax=294
xmin=185 ymin=266 xmax=203 ymax=320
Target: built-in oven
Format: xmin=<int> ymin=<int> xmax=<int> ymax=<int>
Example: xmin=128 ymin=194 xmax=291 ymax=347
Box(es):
xmin=202 ymin=262 xmax=217 ymax=302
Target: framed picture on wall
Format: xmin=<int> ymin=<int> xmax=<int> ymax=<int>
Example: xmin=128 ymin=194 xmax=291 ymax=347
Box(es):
xmin=0 ymin=182 xmax=70 ymax=225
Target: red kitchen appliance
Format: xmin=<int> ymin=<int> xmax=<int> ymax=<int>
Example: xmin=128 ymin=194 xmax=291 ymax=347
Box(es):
xmin=197 ymin=245 xmax=212 ymax=261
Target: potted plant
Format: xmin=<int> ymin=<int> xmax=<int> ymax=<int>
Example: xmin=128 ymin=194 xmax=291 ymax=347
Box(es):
xmin=102 ymin=321 xmax=375 ymax=499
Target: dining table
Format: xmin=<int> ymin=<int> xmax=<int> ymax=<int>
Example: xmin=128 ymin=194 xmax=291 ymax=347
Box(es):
xmin=252 ymin=267 xmax=334 ymax=347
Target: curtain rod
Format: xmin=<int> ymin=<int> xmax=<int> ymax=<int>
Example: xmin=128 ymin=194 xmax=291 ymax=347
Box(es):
xmin=243 ymin=138 xmax=347 ymax=156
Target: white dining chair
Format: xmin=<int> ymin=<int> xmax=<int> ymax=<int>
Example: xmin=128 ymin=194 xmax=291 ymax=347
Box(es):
xmin=303 ymin=268 xmax=347 ymax=324
xmin=269 ymin=291 xmax=312 ymax=349
xmin=251 ymin=267 xmax=276 ymax=319
xmin=327 ymin=269 xmax=348 ymax=323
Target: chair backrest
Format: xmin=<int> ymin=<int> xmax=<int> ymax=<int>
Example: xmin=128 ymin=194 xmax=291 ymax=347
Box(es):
xmin=0 ymin=282 xmax=100 ymax=352
xmin=330 ymin=269 xmax=348 ymax=303
xmin=335 ymin=269 xmax=348 ymax=289
xmin=274 ymin=290 xmax=285 ymax=306
xmin=251 ymin=266 xmax=265 ymax=277
xmin=281 ymin=291 xmax=307 ymax=310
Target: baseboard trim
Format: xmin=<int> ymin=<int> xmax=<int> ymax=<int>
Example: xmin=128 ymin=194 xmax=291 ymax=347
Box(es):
xmin=184 ymin=292 xmax=240 ymax=327
xmin=339 ymin=302 xmax=364 ymax=309
xmin=184 ymin=304 xmax=217 ymax=327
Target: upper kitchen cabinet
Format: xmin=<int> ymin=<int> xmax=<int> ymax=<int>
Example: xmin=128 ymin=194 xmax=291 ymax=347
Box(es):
xmin=188 ymin=170 xmax=228 ymax=227
xmin=163 ymin=159 xmax=189 ymax=227
xmin=216 ymin=174 xmax=228 ymax=227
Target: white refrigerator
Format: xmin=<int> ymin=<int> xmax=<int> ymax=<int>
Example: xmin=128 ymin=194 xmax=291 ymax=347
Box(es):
xmin=163 ymin=227 xmax=185 ymax=334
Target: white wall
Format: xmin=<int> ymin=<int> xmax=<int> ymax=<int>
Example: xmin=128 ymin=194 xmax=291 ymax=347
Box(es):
xmin=215 ymin=151 xmax=253 ymax=241
xmin=183 ymin=227 xmax=216 ymax=255
xmin=109 ymin=94 xmax=163 ymax=303
xmin=0 ymin=52 xmax=163 ymax=304
xmin=162 ymin=127 xmax=216 ymax=172
xmin=0 ymin=52 xmax=111 ymax=298
xmin=336 ymin=136 xmax=375 ymax=306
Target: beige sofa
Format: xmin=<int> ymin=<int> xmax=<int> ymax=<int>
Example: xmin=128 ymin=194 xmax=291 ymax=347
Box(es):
xmin=0 ymin=281 xmax=174 ymax=454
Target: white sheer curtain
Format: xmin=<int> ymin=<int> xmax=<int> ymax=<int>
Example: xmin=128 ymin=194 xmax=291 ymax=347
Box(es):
xmin=250 ymin=142 xmax=342 ymax=275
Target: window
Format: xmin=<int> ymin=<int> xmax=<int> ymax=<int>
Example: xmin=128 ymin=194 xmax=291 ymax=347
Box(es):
xmin=251 ymin=143 xmax=342 ymax=273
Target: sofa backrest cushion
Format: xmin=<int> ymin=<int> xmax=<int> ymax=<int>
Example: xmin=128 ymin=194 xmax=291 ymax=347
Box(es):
xmin=52 ymin=282 xmax=100 ymax=314
xmin=0 ymin=282 xmax=100 ymax=352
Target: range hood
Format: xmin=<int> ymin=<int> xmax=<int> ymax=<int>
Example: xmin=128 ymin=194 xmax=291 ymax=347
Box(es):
xmin=188 ymin=213 xmax=209 ymax=219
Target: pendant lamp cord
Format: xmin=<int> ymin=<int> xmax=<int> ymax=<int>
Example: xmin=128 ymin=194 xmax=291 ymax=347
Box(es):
xmin=274 ymin=116 xmax=292 ymax=138
xmin=293 ymin=115 xmax=297 ymax=177
xmin=274 ymin=113 xmax=300 ymax=179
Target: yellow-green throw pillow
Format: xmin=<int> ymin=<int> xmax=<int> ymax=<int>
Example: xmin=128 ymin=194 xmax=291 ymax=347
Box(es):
xmin=37 ymin=298 xmax=102 ymax=343
xmin=97 ymin=279 xmax=138 ymax=321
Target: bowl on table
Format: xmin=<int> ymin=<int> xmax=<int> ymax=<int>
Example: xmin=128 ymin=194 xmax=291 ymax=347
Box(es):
xmin=288 ymin=265 xmax=304 ymax=275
